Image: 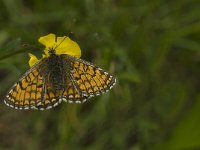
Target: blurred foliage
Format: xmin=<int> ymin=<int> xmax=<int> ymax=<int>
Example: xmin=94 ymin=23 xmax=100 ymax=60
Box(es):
xmin=0 ymin=0 xmax=200 ymax=150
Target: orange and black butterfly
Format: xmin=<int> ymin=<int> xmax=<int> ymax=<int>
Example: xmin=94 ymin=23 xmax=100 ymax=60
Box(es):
xmin=4 ymin=34 xmax=116 ymax=110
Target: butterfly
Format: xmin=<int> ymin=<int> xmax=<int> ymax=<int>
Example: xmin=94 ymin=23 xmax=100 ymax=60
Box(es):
xmin=4 ymin=34 xmax=116 ymax=110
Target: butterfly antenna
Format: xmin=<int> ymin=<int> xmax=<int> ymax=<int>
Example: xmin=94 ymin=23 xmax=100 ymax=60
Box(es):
xmin=67 ymin=32 xmax=74 ymax=37
xmin=54 ymin=35 xmax=68 ymax=50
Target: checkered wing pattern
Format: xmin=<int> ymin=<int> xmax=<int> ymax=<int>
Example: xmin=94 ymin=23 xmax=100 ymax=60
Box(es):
xmin=62 ymin=55 xmax=116 ymax=103
xmin=4 ymin=61 xmax=62 ymax=110
xmin=4 ymin=54 xmax=116 ymax=110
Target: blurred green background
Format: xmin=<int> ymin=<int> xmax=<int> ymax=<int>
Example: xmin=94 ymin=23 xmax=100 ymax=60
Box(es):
xmin=0 ymin=0 xmax=200 ymax=150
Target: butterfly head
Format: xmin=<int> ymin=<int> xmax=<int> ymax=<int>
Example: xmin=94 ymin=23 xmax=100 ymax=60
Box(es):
xmin=48 ymin=47 xmax=56 ymax=55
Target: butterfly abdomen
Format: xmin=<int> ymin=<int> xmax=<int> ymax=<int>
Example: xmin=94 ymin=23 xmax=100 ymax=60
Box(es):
xmin=46 ymin=53 xmax=68 ymax=90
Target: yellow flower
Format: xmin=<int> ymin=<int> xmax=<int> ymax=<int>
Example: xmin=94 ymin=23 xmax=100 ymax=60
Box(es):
xmin=28 ymin=33 xmax=81 ymax=67
xmin=28 ymin=53 xmax=39 ymax=67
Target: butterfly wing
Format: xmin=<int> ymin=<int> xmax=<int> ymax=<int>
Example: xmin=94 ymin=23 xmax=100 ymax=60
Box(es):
xmin=34 ymin=87 xmax=64 ymax=110
xmin=61 ymin=80 xmax=89 ymax=103
xmin=4 ymin=54 xmax=116 ymax=109
xmin=61 ymin=55 xmax=116 ymax=103
xmin=4 ymin=60 xmax=62 ymax=110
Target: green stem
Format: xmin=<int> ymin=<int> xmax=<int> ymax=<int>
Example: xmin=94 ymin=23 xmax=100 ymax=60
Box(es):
xmin=0 ymin=48 xmax=28 ymax=61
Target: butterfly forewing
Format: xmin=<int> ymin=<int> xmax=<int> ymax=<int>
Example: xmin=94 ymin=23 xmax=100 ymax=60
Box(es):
xmin=4 ymin=62 xmax=44 ymax=109
xmin=4 ymin=60 xmax=63 ymax=110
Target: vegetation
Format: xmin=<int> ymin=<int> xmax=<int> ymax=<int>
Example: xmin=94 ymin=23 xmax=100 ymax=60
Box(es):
xmin=0 ymin=0 xmax=200 ymax=149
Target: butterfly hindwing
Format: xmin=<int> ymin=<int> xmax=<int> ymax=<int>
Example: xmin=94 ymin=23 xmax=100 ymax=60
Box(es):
xmin=62 ymin=55 xmax=116 ymax=103
xmin=61 ymin=81 xmax=89 ymax=103
xmin=34 ymin=87 xmax=63 ymax=110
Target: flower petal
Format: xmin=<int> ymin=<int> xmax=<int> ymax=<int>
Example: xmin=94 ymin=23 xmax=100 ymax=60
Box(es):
xmin=38 ymin=33 xmax=81 ymax=58
xmin=38 ymin=33 xmax=56 ymax=49
xmin=55 ymin=36 xmax=81 ymax=58
xmin=28 ymin=53 xmax=39 ymax=67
